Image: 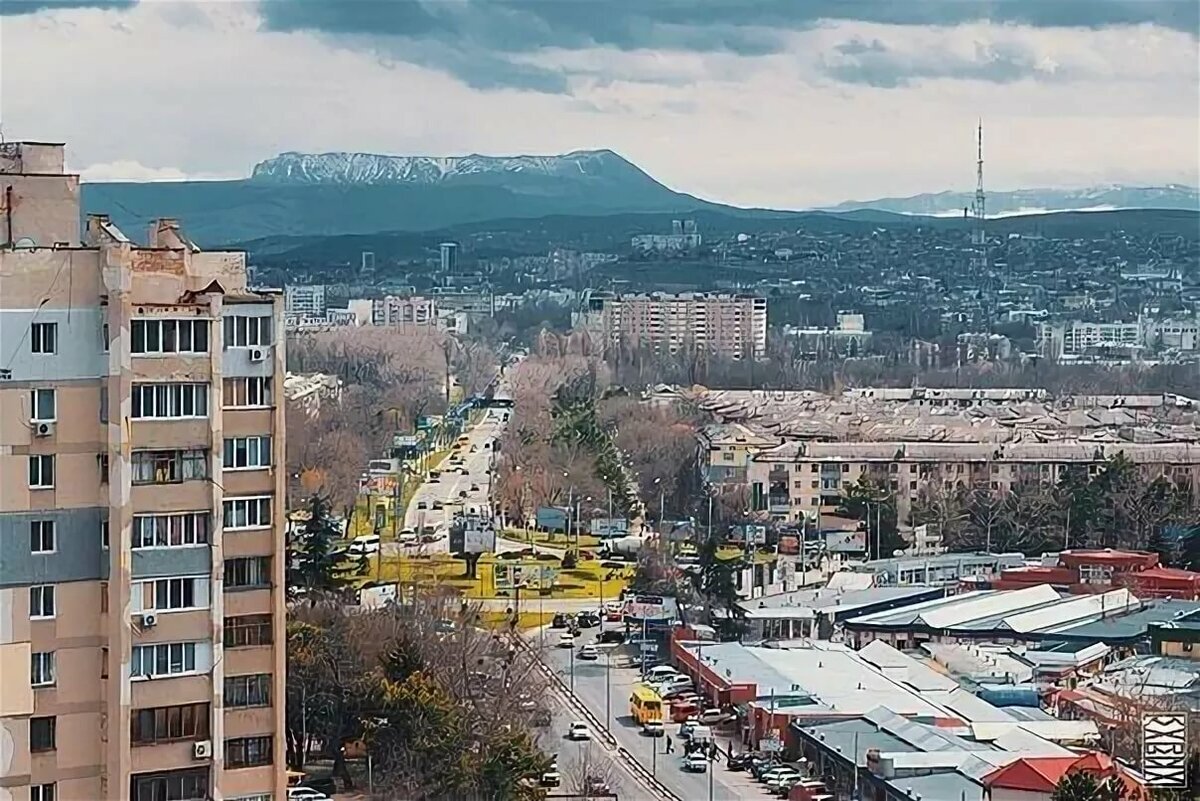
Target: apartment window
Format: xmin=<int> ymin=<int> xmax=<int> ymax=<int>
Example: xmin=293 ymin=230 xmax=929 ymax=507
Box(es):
xmin=31 ymin=652 xmax=55 ymax=687
xmin=98 ymin=454 xmax=109 ymax=483
xmin=223 ymin=496 xmax=272 ymax=530
xmin=101 ymin=582 xmax=109 ymax=614
xmin=30 ymin=716 xmax=56 ymax=752
xmin=29 ymin=455 xmax=55 ymax=489
xmin=31 ymin=322 xmax=57 ymax=354
xmin=811 ymin=464 xmax=819 ymax=473
xmin=30 ymin=388 xmax=56 ymax=421
xmin=131 ymin=319 xmax=210 ymax=355
xmin=841 ymin=463 xmax=850 ymax=473
xmin=131 ymin=642 xmax=200 ymax=679
xmin=225 ymin=557 xmax=272 ymax=589
xmin=30 ymin=520 xmax=56 ymax=553
xmin=132 ymin=449 xmax=208 ymax=484
xmin=721 ymin=451 xmax=734 ymax=462
xmin=30 ymin=585 xmax=55 ymax=619
xmin=131 ymin=702 xmax=210 ymax=745
xmin=133 ymin=513 xmax=210 ymax=549
xmin=225 ymin=614 xmax=272 ymax=648
xmin=102 ymin=323 xmax=109 ymax=352
xmin=225 ymin=736 xmax=274 ymax=769
xmin=31 ymin=785 xmax=55 ymax=801
xmin=224 ymin=436 xmax=272 ymax=470
xmin=141 ymin=577 xmax=207 ymax=611
xmin=131 ymin=383 xmax=209 ymax=419
xmin=223 ymin=377 xmax=272 ymax=408
xmin=100 ymin=385 xmax=109 ymax=422
xmin=131 ymin=770 xmax=208 ymax=801
xmin=225 ymin=674 xmax=272 ymax=708
xmin=223 ymin=315 xmax=272 ymax=348
xmin=101 ymin=518 xmax=110 ymax=549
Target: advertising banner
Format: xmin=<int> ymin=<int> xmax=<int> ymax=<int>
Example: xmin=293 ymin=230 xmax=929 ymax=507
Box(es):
xmin=590 ymin=518 xmax=629 ymax=538
xmin=536 ymin=506 xmax=569 ymax=533
xmin=449 ymin=516 xmax=497 ymax=555
xmin=1143 ymin=712 xmax=1189 ymax=787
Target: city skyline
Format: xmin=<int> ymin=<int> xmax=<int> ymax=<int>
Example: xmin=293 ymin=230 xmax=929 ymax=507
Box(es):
xmin=2 ymin=0 xmax=1197 ymax=207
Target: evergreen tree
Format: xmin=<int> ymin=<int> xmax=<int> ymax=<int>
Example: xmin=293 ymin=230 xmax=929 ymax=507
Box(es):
xmin=838 ymin=475 xmax=906 ymax=559
xmin=289 ymin=494 xmax=366 ymax=597
xmin=1051 ymin=769 xmax=1131 ymax=801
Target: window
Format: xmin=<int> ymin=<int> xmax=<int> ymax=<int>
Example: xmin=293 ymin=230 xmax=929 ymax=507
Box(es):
xmin=30 ymin=585 xmax=55 ymax=619
xmin=133 ymin=513 xmax=210 ymax=549
xmin=100 ymin=384 xmax=109 ymax=422
xmin=30 ymin=520 xmax=56 ymax=553
xmin=140 ymin=577 xmax=208 ymax=612
xmin=131 ymin=771 xmax=208 ymax=801
xmin=223 ymin=377 xmax=272 ymax=408
xmin=131 ymin=319 xmax=210 ymax=355
xmin=225 ymin=736 xmax=273 ymax=769
xmin=101 ymin=518 xmax=110 ymax=549
xmin=225 ymin=615 xmax=272 ymax=648
xmin=721 ymin=451 xmax=734 ymax=462
xmin=223 ymin=315 xmax=272 ymax=348
xmin=31 ymin=652 xmax=55 ymax=687
xmin=131 ymin=642 xmax=201 ymax=679
xmin=101 ymin=582 xmax=109 ymax=614
xmin=131 ymin=702 xmax=210 ymax=745
xmin=225 ymin=674 xmax=272 ymax=708
xmin=225 ymin=557 xmax=272 ymax=590
xmin=31 ymin=322 xmax=57 ymax=354
xmin=132 ymin=450 xmax=208 ymax=484
xmin=30 ymin=388 xmax=56 ymax=421
xmin=29 ymin=455 xmax=55 ymax=489
xmin=31 ymin=785 xmax=55 ymax=801
xmin=224 ymin=436 xmax=271 ymax=470
xmin=98 ymin=454 xmax=109 ymax=483
xmin=130 ymin=383 xmax=209 ymax=419
xmin=223 ymin=497 xmax=272 ymax=530
xmin=30 ymin=716 xmax=56 ymax=752
xmin=102 ymin=323 xmax=109 ymax=352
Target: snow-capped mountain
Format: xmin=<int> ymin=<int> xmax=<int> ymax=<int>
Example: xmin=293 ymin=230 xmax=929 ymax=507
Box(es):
xmin=822 ymin=184 xmax=1199 ymax=215
xmin=250 ymin=148 xmax=650 ymax=186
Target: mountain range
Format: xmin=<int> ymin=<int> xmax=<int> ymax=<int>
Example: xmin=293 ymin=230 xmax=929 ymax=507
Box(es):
xmin=79 ymin=148 xmax=1197 ymax=246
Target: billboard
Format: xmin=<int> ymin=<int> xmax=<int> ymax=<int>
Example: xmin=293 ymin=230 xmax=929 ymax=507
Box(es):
xmin=416 ymin=415 xmax=443 ymax=431
xmin=392 ymin=434 xmax=421 ymax=449
xmin=536 ymin=506 xmax=569 ymax=533
xmin=359 ymin=475 xmax=398 ymax=495
xmin=590 ymin=518 xmax=628 ymax=538
xmin=624 ymin=594 xmax=669 ymax=620
xmin=449 ymin=516 xmax=497 ymax=555
xmin=1142 ymin=712 xmax=1189 ymax=788
xmin=731 ymin=524 xmax=767 ymax=545
xmin=495 ymin=564 xmax=559 ymax=591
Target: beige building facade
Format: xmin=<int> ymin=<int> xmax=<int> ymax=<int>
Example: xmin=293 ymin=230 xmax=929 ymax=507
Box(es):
xmin=580 ymin=291 xmax=768 ymax=360
xmin=0 ymin=142 xmax=285 ymax=801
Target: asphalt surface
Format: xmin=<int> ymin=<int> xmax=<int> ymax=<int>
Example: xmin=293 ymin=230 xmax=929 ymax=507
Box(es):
xmin=533 ymin=627 xmax=768 ymax=801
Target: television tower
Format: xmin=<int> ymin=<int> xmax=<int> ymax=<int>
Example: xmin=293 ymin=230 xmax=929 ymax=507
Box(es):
xmin=970 ymin=120 xmax=988 ymax=271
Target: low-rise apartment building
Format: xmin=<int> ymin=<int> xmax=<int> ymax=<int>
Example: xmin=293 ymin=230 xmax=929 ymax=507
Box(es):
xmin=579 ymin=291 xmax=768 ymax=360
xmin=0 ymin=141 xmax=285 ymax=801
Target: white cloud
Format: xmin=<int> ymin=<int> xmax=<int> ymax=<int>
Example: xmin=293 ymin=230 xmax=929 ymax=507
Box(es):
xmin=77 ymin=159 xmax=229 ymax=182
xmin=0 ymin=3 xmax=1195 ymax=208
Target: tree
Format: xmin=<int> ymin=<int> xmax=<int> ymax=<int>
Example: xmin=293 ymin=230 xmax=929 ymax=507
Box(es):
xmin=838 ymin=476 xmax=906 ymax=559
xmin=288 ymin=494 xmax=366 ymax=598
xmin=1051 ymin=769 xmax=1132 ymax=801
xmin=630 ymin=538 xmax=684 ymax=597
xmin=563 ymin=743 xmax=618 ymax=799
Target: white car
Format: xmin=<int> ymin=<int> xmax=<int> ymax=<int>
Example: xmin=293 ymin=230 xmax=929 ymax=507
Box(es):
xmin=642 ymin=719 xmax=664 ymax=737
xmin=398 ymin=528 xmax=418 ymax=545
xmin=287 ymin=789 xmax=331 ymax=801
xmin=682 ymin=753 xmax=709 ymax=773
xmin=644 ymin=665 xmax=681 ymax=683
xmin=347 ymin=535 xmax=380 ymax=556
xmin=578 ymin=644 xmax=598 ymax=660
xmin=557 ymin=632 xmax=576 ymax=649
xmin=697 ymin=708 xmax=734 ymax=726
xmin=567 ymin=721 xmax=592 ymax=740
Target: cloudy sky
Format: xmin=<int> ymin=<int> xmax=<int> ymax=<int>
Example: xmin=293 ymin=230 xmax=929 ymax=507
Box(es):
xmin=2 ymin=0 xmax=1197 ymax=207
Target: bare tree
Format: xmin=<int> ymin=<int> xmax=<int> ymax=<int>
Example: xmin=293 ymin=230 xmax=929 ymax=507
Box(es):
xmin=563 ymin=743 xmax=619 ymax=800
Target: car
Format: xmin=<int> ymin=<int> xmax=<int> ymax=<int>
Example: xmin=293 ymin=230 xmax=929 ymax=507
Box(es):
xmin=641 ymin=719 xmax=664 ymax=737
xmin=287 ymin=788 xmax=331 ymax=801
xmin=697 ymin=708 xmax=734 ymax=726
xmin=429 ymin=470 xmax=441 ymax=478
xmin=458 ymin=490 xmax=468 ymax=498
xmin=470 ymin=483 xmax=480 ymax=491
xmin=766 ymin=771 xmax=803 ymax=791
xmin=584 ymin=776 xmax=610 ymax=795
xmin=539 ymin=769 xmax=561 ymax=788
xmin=576 ymin=611 xmax=600 ymax=628
xmin=678 ymin=719 xmax=699 ymax=740
xmin=682 ymin=753 xmax=709 ymax=773
xmin=432 ymin=500 xmax=443 ymax=510
xmin=598 ymin=629 xmax=625 ymax=644
xmin=398 ymin=529 xmax=418 ymax=545
xmin=671 ymin=702 xmax=699 ymax=723
xmin=434 ymin=619 xmax=457 ymax=634
xmin=684 ymin=724 xmax=713 ymax=743
xmin=429 ymin=476 xmax=440 ymax=483
xmin=644 ymin=665 xmax=681 ymax=683
xmin=726 ymin=752 xmax=753 ymax=771
xmin=578 ymin=644 xmax=598 ymax=660
xmin=567 ymin=722 xmax=591 ymax=740
xmin=606 ymin=608 xmax=624 ymax=622
xmin=551 ymin=613 xmax=570 ymax=629
xmin=416 ymin=501 xmax=427 ymax=509
xmin=557 ymin=632 xmax=575 ymax=649
xmin=760 ymin=767 xmax=800 ymax=787
xmin=347 ymin=535 xmax=380 ymax=556
xmin=660 ymin=685 xmax=694 ymax=701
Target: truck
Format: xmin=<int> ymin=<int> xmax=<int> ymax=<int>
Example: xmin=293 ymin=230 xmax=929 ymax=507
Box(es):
xmin=601 ymin=535 xmax=646 ymax=559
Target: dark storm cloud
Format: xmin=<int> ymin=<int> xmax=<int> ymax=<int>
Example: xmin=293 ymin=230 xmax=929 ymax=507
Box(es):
xmin=0 ymin=0 xmax=133 ymax=14
xmin=822 ymin=38 xmax=1058 ymax=88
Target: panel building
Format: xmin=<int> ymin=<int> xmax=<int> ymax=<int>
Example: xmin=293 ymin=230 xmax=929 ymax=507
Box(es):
xmin=579 ymin=291 xmax=768 ymax=360
xmin=0 ymin=142 xmax=285 ymax=801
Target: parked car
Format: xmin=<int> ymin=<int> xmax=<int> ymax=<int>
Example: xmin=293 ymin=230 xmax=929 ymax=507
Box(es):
xmin=578 ymin=644 xmax=598 ymax=661
xmin=643 ymin=665 xmax=681 ymax=683
xmin=576 ymin=611 xmax=600 ymax=628
xmin=538 ymin=768 xmax=561 ymax=788
xmin=398 ymin=529 xmax=418 ymax=545
xmin=641 ymin=719 xmax=664 ymax=737
xmin=760 ymin=767 xmax=801 ymax=788
xmin=557 ymin=632 xmax=576 ymax=649
xmin=682 ymin=753 xmax=709 ymax=773
xmin=671 ymin=702 xmax=700 ymax=723
xmin=347 ymin=535 xmax=380 ymax=556
xmin=727 ymin=752 xmax=753 ymax=771
xmin=567 ymin=722 xmax=591 ymax=741
xmin=287 ymin=788 xmax=331 ymax=801
xmin=697 ymin=708 xmax=734 ymax=726
xmin=432 ymin=500 xmax=443 ymax=510
xmin=598 ymin=629 xmax=625 ymax=644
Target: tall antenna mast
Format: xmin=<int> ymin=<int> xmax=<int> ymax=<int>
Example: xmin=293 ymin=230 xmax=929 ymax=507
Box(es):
xmin=970 ymin=120 xmax=988 ymax=272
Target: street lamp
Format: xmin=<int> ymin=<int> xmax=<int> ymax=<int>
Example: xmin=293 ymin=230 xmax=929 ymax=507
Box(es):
xmin=653 ymin=477 xmax=664 ymax=527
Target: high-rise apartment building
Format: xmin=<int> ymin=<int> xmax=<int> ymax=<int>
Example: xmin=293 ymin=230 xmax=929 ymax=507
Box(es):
xmin=284 ymin=284 xmax=327 ymax=318
xmin=439 ymin=242 xmax=459 ymax=275
xmin=0 ymin=142 xmax=285 ymax=801
xmin=580 ymin=291 xmax=768 ymax=360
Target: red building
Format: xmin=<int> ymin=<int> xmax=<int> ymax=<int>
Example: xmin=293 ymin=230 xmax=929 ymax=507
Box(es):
xmin=988 ymin=549 xmax=1200 ymax=600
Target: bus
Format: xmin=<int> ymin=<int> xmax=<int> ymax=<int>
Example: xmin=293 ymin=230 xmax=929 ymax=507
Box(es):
xmin=629 ymin=683 xmax=663 ymax=724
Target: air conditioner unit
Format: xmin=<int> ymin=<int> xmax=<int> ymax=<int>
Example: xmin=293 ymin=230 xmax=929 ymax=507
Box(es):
xmin=193 ymin=740 xmax=213 ymax=760
xmin=140 ymin=612 xmax=158 ymax=628
xmin=32 ymin=421 xmax=55 ymax=437
xmin=248 ymin=347 xmax=268 ymax=363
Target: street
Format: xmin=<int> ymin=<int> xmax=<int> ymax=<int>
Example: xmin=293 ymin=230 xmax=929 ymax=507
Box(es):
xmin=533 ymin=627 xmax=766 ymax=801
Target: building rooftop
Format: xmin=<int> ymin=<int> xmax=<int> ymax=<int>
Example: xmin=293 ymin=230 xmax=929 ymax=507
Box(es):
xmin=734 ymin=586 xmax=939 ymax=620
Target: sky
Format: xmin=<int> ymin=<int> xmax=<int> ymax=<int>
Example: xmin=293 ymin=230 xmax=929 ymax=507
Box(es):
xmin=1 ymin=0 xmax=1198 ymax=208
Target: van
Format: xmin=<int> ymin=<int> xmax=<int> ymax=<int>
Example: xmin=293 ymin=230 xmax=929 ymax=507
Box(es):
xmin=688 ymin=725 xmax=714 ymax=743
xmin=644 ymin=665 xmax=680 ymax=683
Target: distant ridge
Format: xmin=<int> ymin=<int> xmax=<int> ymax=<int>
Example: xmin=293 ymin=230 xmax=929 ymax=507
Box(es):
xmin=821 ymin=184 xmax=1199 ymax=216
